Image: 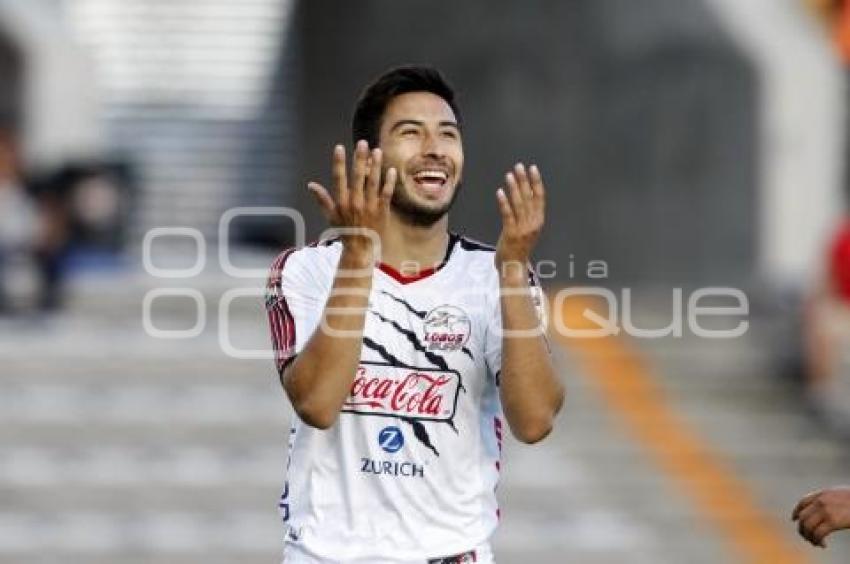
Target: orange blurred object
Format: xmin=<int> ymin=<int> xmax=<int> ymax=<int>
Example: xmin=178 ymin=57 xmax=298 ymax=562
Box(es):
xmin=836 ymin=0 xmax=850 ymax=64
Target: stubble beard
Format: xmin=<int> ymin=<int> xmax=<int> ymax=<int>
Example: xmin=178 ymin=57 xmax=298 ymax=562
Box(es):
xmin=390 ymin=179 xmax=463 ymax=227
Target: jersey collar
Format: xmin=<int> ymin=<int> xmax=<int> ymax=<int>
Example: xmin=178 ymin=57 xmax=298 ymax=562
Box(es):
xmin=377 ymin=232 xmax=459 ymax=285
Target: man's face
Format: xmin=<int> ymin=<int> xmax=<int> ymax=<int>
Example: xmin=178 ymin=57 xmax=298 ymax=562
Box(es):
xmin=377 ymin=91 xmax=464 ymax=226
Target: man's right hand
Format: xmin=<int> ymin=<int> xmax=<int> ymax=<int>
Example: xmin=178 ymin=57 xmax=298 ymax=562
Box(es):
xmin=307 ymin=140 xmax=397 ymax=257
xmin=285 ymin=140 xmax=394 ymax=429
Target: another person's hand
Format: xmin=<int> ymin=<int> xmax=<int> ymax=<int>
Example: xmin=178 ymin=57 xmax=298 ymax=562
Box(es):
xmin=494 ymin=163 xmax=545 ymax=273
xmin=792 ymin=486 xmax=850 ymax=547
xmin=308 ymin=140 xmax=397 ymax=256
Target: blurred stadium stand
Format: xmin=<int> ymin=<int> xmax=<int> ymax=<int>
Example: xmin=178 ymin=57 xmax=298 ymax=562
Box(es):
xmin=65 ymin=0 xmax=297 ymax=244
xmin=0 ymin=21 xmax=22 ymax=132
xmin=0 ymin=0 xmax=101 ymax=167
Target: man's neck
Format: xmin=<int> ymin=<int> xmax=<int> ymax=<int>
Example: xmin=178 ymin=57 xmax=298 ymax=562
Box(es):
xmin=378 ymin=212 xmax=450 ymax=275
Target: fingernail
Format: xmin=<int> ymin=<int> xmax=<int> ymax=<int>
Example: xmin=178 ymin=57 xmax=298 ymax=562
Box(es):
xmin=530 ymin=164 xmax=538 ymax=174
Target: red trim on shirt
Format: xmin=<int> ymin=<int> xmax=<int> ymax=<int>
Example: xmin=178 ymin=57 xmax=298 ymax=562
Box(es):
xmin=377 ymin=262 xmax=438 ymax=284
xmin=375 ymin=232 xmax=461 ymax=284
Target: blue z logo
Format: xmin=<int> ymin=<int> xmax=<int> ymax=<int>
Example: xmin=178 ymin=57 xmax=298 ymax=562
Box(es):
xmin=378 ymin=426 xmax=404 ymax=453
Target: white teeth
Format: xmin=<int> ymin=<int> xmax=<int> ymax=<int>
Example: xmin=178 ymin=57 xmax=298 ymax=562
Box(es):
xmin=413 ymin=170 xmax=448 ymax=183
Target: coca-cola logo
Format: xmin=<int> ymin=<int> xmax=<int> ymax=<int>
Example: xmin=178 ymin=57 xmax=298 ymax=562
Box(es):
xmin=342 ymin=363 xmax=461 ymax=422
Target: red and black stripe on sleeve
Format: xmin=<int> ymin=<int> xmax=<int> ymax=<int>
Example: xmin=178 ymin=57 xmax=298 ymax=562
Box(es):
xmin=266 ymin=248 xmax=297 ymax=374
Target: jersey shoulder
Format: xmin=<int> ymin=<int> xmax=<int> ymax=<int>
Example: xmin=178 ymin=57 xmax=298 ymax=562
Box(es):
xmin=290 ymin=237 xmax=343 ymax=269
xmin=451 ymin=234 xmax=497 ymax=270
xmin=267 ymin=238 xmax=341 ymax=298
xmin=451 ymin=233 xmax=541 ymax=287
xmin=455 ymin=233 xmax=496 ymax=254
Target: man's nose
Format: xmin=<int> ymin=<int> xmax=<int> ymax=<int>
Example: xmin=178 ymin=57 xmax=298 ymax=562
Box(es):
xmin=421 ymin=131 xmax=445 ymax=158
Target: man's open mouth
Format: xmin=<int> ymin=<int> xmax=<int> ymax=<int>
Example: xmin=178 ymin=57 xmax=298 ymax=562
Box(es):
xmin=412 ymin=169 xmax=449 ymax=192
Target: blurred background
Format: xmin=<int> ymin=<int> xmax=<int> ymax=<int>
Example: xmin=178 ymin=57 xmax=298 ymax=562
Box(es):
xmin=1 ymin=0 xmax=850 ymax=562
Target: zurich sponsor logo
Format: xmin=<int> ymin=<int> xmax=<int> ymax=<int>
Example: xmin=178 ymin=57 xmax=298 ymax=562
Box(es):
xmin=378 ymin=426 xmax=404 ymax=453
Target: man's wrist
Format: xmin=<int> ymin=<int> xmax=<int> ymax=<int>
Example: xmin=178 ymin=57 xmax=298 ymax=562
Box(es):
xmin=340 ymin=243 xmax=376 ymax=269
xmin=497 ymin=258 xmax=530 ymax=286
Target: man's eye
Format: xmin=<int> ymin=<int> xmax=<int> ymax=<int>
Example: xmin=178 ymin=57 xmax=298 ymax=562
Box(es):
xmin=400 ymin=129 xmax=419 ymax=136
xmin=442 ymin=130 xmax=458 ymax=139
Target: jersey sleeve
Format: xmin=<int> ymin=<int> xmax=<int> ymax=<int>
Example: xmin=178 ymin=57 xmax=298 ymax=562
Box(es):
xmin=265 ymin=248 xmax=326 ymax=375
xmin=484 ymin=267 xmax=549 ymax=381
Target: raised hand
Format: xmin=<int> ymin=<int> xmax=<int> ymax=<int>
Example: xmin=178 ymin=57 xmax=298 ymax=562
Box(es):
xmin=308 ymin=140 xmax=397 ymax=254
xmin=495 ymin=163 xmax=545 ymax=272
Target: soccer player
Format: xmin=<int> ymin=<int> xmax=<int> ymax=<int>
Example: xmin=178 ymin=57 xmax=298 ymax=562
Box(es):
xmin=265 ymin=65 xmax=564 ymax=563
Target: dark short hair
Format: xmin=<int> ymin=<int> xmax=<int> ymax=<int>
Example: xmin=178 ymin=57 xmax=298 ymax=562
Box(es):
xmin=351 ymin=65 xmax=461 ymax=147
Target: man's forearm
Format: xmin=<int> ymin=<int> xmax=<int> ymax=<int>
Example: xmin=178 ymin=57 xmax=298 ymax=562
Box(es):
xmin=498 ymin=271 xmax=564 ymax=443
xmin=284 ymin=247 xmax=373 ymax=429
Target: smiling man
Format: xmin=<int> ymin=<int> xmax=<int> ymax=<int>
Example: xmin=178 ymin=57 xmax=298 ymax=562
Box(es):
xmin=265 ymin=65 xmax=564 ymax=564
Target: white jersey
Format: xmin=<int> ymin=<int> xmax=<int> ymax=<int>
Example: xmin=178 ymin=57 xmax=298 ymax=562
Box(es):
xmin=265 ymin=233 xmax=544 ymax=563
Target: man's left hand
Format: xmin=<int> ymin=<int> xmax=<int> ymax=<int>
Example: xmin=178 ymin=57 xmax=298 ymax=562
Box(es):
xmin=495 ymin=163 xmax=545 ymax=272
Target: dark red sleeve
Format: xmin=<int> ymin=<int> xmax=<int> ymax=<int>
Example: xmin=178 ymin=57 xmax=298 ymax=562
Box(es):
xmin=830 ymin=220 xmax=850 ymax=303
